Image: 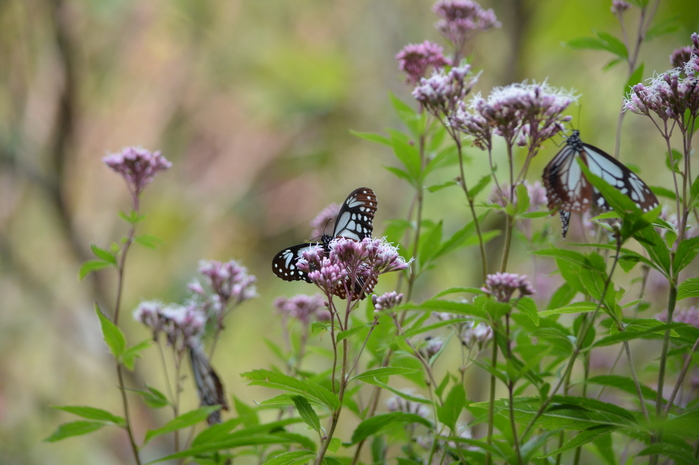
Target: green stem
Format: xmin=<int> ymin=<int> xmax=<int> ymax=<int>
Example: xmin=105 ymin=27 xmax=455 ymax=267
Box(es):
xmin=484 ymin=326 xmax=498 ymax=465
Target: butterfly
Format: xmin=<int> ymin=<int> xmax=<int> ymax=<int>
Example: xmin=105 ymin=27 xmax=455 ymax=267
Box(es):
xmin=189 ymin=344 xmax=228 ymax=425
xmin=272 ymin=187 xmax=378 ymax=284
xmin=542 ymin=130 xmax=659 ymax=238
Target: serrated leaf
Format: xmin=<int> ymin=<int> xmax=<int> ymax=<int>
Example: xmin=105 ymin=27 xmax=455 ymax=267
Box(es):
xmin=350 ymin=412 xmax=432 ymax=444
xmin=515 ymin=297 xmax=538 ymax=325
xmin=674 ymin=236 xmax=699 ymax=273
xmin=437 ymin=384 xmax=465 ymax=431
xmin=44 ymin=421 xmax=107 ymax=442
xmin=290 ymin=395 xmax=320 ymax=434
xmin=78 ymin=259 xmax=113 ymax=280
xmin=95 ymin=304 xmax=125 ymax=358
xmin=145 ymin=406 xmax=221 ymax=444
xmin=264 ymin=451 xmax=317 ymax=465
xmin=352 ymin=367 xmax=420 ymax=385
xmin=242 ymin=370 xmax=340 ymax=410
xmin=121 ymin=339 xmax=151 ymax=371
xmin=135 ymin=234 xmax=164 ymax=249
xmin=90 ymin=244 xmax=117 ymax=264
xmin=54 ymin=406 xmax=126 ymax=426
xmin=327 ymin=437 xmax=342 ymax=453
xmin=135 ymin=385 xmax=170 ymax=409
xmin=678 ymin=277 xmax=699 ymax=300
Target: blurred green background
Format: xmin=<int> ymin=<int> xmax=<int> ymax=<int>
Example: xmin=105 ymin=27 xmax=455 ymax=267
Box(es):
xmin=1 ymin=0 xmax=698 ymax=463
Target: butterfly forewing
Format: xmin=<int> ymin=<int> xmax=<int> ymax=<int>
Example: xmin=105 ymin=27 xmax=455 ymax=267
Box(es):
xmin=271 ymin=187 xmax=377 ymax=284
xmin=543 ymin=130 xmax=658 ymax=237
xmin=333 ymin=187 xmax=377 ymax=240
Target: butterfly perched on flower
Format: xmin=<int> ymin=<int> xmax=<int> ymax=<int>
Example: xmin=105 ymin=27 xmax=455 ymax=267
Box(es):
xmin=542 ymin=130 xmax=659 ymax=237
xmin=272 ymin=187 xmax=378 ymax=283
xmin=189 ymin=344 xmax=228 ymax=425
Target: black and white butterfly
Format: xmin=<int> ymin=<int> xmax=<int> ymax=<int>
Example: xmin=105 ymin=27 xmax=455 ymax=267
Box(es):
xmin=543 ymin=130 xmax=659 ymax=238
xmin=189 ymin=344 xmax=228 ymax=425
xmin=272 ymin=187 xmax=378 ymax=283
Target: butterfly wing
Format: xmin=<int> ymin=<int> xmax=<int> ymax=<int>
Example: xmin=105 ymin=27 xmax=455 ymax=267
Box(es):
xmin=581 ymin=142 xmax=659 ymax=212
xmin=333 ymin=187 xmax=377 ymax=240
xmin=272 ymin=243 xmax=321 ymax=283
xmin=189 ymin=345 xmax=228 ymax=425
xmin=543 ymin=142 xmax=594 ymax=213
xmin=559 ymin=210 xmax=571 ymax=239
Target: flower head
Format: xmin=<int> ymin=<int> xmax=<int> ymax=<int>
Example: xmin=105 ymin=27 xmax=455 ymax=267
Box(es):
xmin=298 ymin=237 xmax=410 ymax=301
xmin=133 ymin=301 xmax=205 ymax=353
xmin=670 ymin=46 xmax=693 ymax=69
xmin=274 ymin=294 xmax=328 ymax=326
xmin=385 ymin=391 xmax=431 ymax=418
xmin=422 ymin=336 xmax=444 ymax=359
xmin=199 ymin=259 xmax=258 ymax=307
xmin=396 ymin=41 xmax=452 ymax=86
xmin=103 ymin=147 xmax=171 ymax=198
xmin=372 ymin=291 xmax=404 ymax=311
xmin=412 ymin=65 xmax=478 ymax=123
xmin=460 ymin=320 xmax=493 ymax=349
xmin=456 ymin=81 xmax=575 ymax=152
xmin=482 ymin=272 xmax=534 ymax=303
xmin=625 ymin=70 xmax=699 ymax=123
xmin=432 ymin=0 xmax=500 ymax=53
xmin=611 ymin=0 xmax=631 ymax=16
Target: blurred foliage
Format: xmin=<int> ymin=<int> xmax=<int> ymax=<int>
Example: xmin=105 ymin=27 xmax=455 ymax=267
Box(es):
xmin=1 ymin=0 xmax=699 ymax=463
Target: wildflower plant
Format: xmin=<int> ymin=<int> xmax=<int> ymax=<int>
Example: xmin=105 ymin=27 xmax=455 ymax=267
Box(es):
xmin=48 ymin=2 xmax=699 ymax=465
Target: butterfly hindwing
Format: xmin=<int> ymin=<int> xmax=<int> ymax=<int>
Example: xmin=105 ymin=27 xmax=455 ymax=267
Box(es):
xmin=272 ymin=243 xmax=320 ymax=283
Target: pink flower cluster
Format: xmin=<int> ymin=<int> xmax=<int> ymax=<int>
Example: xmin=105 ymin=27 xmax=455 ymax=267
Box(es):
xmin=372 ymin=291 xmax=404 ymax=311
xmin=297 ymin=237 xmax=409 ymax=301
xmin=482 ymin=272 xmax=534 ymax=303
xmin=133 ymin=301 xmax=206 ymax=353
xmin=456 ymin=81 xmax=576 ymax=151
xmin=412 ymin=65 xmax=478 ymax=122
xmin=611 ymin=0 xmax=631 ymax=16
xmin=274 ymin=294 xmax=330 ymax=325
xmin=625 ymin=34 xmax=699 ymax=124
xmin=103 ymin=147 xmax=172 ymax=197
xmin=432 ymin=0 xmax=500 ymax=53
xmin=396 ymin=41 xmax=452 ymax=86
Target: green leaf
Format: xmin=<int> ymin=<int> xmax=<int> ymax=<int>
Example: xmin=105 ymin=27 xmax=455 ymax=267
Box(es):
xmin=350 ymin=412 xmax=432 ymax=444
xmin=53 ymin=406 xmax=126 ymax=427
xmin=514 ymin=183 xmax=530 ymax=216
xmin=44 ymin=421 xmax=107 ymax=442
xmin=352 ymin=367 xmax=419 ymax=385
xmin=135 ymin=234 xmax=164 ymax=249
xmin=566 ymin=37 xmax=611 ymax=52
xmin=666 ymin=149 xmax=682 ymax=173
xmin=78 ymin=259 xmax=113 ymax=280
xmin=424 ymin=145 xmax=459 ymax=178
xmin=468 ymin=174 xmax=492 ymax=199
xmin=384 ymin=166 xmax=415 ymax=186
xmin=418 ymin=221 xmax=443 ymax=267
xmin=678 ymin=277 xmax=699 ymax=300
xmin=233 ymin=396 xmax=260 ymax=427
xmin=327 ymin=438 xmax=342 ymax=453
xmin=652 ymin=185 xmax=677 ymax=200
xmin=595 ymin=31 xmax=628 ymax=58
xmin=389 ymin=131 xmax=421 ymax=181
xmin=428 ymin=180 xmax=458 ymax=192
xmin=290 ymin=395 xmax=321 ymax=434
xmin=336 ymin=325 xmax=369 ymax=343
xmin=134 ymin=385 xmax=170 ymax=409
xmin=404 ymin=299 xmax=487 ymax=320
xmin=637 ymin=443 xmax=697 ymax=465
xmin=539 ymin=302 xmax=599 ymax=318
xmin=121 ymin=339 xmax=152 ymax=371
xmin=264 ymin=451 xmax=317 ymax=465
xmin=586 ymin=375 xmax=657 ymax=402
xmin=95 ymin=303 xmax=126 ymax=358
xmin=593 ymin=428 xmax=619 ymax=465
xmin=547 ymin=282 xmax=577 ymax=310
xmin=350 ymin=130 xmax=391 ymax=146
xmin=242 ymin=369 xmax=340 ymax=410
xmin=540 ymin=426 xmax=618 ymax=458
xmin=515 ymin=297 xmax=538 ymax=325
xmin=674 ymin=236 xmax=699 ymax=274
xmin=437 ymin=384 xmax=465 ymax=431
xmin=592 ymin=323 xmax=679 ymax=348
xmin=90 ymin=244 xmax=117 ymax=264
xmin=145 ymin=406 xmax=221 ymax=444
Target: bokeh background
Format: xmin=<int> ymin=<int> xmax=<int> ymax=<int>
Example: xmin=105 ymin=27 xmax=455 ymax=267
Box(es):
xmin=2 ymin=0 xmax=699 ymax=463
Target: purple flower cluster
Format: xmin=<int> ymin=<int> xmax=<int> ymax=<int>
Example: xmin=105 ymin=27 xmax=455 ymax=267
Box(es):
xmin=372 ymin=291 xmax=404 ymax=311
xmin=297 ymin=237 xmax=410 ymax=301
xmin=625 ymin=34 xmax=699 ymax=125
xmin=460 ymin=320 xmax=493 ymax=349
xmin=432 ymin=0 xmax=500 ymax=53
xmin=274 ymin=294 xmax=330 ymax=325
xmin=422 ymin=336 xmax=444 ymax=359
xmin=610 ymin=0 xmax=631 ymax=16
xmin=103 ymin=147 xmax=172 ymax=198
xmin=412 ymin=65 xmax=478 ymax=123
xmin=309 ymin=202 xmax=341 ymax=239
xmin=656 ymin=306 xmax=699 ymax=329
xmin=482 ymin=272 xmax=534 ymax=303
xmin=456 ymin=81 xmax=576 ymax=151
xmin=133 ymin=301 xmax=206 ymax=353
xmin=396 ymin=41 xmax=452 ymax=86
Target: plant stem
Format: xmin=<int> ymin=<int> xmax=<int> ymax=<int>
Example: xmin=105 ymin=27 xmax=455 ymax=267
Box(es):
xmin=484 ymin=325 xmax=499 ymax=465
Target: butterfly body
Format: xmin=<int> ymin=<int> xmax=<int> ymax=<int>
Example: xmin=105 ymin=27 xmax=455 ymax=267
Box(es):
xmin=543 ymin=130 xmax=658 ymax=237
xmin=272 ymin=187 xmax=377 ymax=283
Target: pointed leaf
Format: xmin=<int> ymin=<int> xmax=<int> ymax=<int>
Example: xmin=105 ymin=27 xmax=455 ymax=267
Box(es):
xmin=290 ymin=395 xmax=321 ymax=434
xmin=350 ymin=412 xmax=432 ymax=444
xmin=79 ymin=259 xmax=113 ymax=280
xmin=53 ymin=406 xmax=126 ymax=427
xmin=437 ymin=384 xmax=465 ymax=431
xmin=44 ymin=421 xmax=106 ymax=442
xmin=350 ymin=130 xmax=391 ymax=146
xmin=95 ymin=303 xmax=125 ymax=358
xmin=242 ymin=369 xmax=340 ymax=410
xmin=145 ymin=406 xmax=221 ymax=444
